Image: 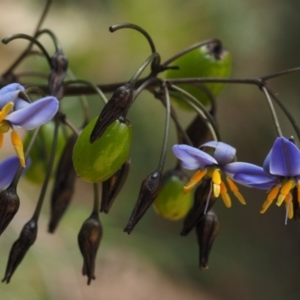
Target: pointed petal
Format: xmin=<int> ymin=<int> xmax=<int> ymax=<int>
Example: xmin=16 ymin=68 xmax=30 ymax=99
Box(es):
xmin=262 ymin=150 xmax=271 ymax=173
xmin=224 ymin=162 xmax=277 ymax=189
xmin=269 ymin=137 xmax=300 ymax=177
xmin=0 ymin=84 xmax=25 ymax=95
xmin=201 ymin=141 xmax=236 ymax=165
xmin=5 ymin=97 xmax=59 ymax=130
xmin=172 ymin=144 xmax=217 ymax=170
xmin=0 ymin=84 xmax=25 ymax=109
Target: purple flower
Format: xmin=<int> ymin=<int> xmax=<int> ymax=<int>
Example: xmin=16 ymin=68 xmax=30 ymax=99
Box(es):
xmin=172 ymin=141 xmax=246 ymax=208
xmin=227 ymin=137 xmax=300 ymax=221
xmin=0 ymin=83 xmax=59 ymax=167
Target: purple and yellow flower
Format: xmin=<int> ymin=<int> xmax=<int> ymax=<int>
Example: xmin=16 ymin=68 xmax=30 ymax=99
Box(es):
xmin=172 ymin=141 xmax=246 ymax=208
xmin=227 ymin=137 xmax=300 ymax=221
xmin=0 ymin=83 xmax=59 ymax=167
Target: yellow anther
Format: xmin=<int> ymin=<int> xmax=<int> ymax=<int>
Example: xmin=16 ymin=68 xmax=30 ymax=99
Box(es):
xmin=0 ymin=120 xmax=10 ymax=134
xmin=220 ymin=181 xmax=231 ymax=208
xmin=260 ymin=185 xmax=279 ymax=213
xmin=0 ymin=133 xmax=3 ymax=148
xmin=212 ymin=169 xmax=221 ymax=197
xmin=183 ymin=169 xmax=207 ymax=194
xmin=277 ymin=180 xmax=295 ymax=206
xmin=11 ymin=130 xmax=25 ymax=167
xmin=0 ymin=102 xmax=14 ymax=122
xmin=285 ymin=193 xmax=293 ymax=219
xmin=226 ymin=177 xmax=246 ymax=205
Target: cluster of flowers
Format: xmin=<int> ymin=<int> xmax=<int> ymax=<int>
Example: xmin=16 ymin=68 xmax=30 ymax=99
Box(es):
xmin=173 ymin=137 xmax=300 ymax=223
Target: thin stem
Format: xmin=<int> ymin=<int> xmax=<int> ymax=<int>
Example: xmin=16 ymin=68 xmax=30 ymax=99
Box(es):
xmin=157 ymin=85 xmax=171 ymax=172
xmin=2 ymin=0 xmax=52 ymax=76
xmin=35 ymin=29 xmax=62 ymax=52
xmin=130 ymin=53 xmax=159 ymax=84
xmin=261 ymin=67 xmax=300 ymax=81
xmin=64 ymin=80 xmax=108 ymax=104
xmin=32 ymin=118 xmax=59 ymax=221
xmin=169 ymin=83 xmax=220 ymax=141
xmin=109 ymin=23 xmax=156 ymax=54
xmin=92 ymin=183 xmax=100 ymax=213
xmin=25 ymin=86 xmax=47 ymax=97
xmin=2 ymin=34 xmax=52 ymax=68
xmin=265 ymin=87 xmax=300 ymax=141
xmin=162 ymin=39 xmax=221 ymax=67
xmin=261 ymin=86 xmax=283 ymax=137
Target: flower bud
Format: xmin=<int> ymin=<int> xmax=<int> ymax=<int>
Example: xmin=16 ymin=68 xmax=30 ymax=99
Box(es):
xmin=2 ymin=218 xmax=37 ymax=283
xmin=48 ymin=50 xmax=68 ymax=98
xmin=100 ymin=158 xmax=130 ymax=214
xmin=78 ymin=212 xmax=103 ymax=285
xmin=90 ymin=82 xmax=134 ymax=142
xmin=0 ymin=186 xmax=19 ymax=235
xmin=181 ymin=179 xmax=216 ymax=236
xmin=124 ymin=171 xmax=161 ymax=234
xmin=48 ymin=135 xmax=77 ymax=233
xmin=196 ymin=210 xmax=220 ymax=270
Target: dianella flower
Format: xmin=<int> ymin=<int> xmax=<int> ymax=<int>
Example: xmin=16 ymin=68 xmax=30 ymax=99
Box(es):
xmin=228 ymin=137 xmax=300 ymax=222
xmin=0 ymin=83 xmax=59 ymax=167
xmin=172 ymin=141 xmax=246 ymax=208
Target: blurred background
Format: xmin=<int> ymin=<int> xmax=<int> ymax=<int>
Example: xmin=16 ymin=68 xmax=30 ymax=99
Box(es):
xmin=1 ymin=0 xmax=300 ymax=299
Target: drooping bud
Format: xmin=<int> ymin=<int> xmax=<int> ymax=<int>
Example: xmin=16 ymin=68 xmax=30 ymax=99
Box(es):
xmin=90 ymin=82 xmax=134 ymax=142
xmin=181 ymin=179 xmax=216 ymax=236
xmin=48 ymin=135 xmax=77 ymax=233
xmin=48 ymin=50 xmax=68 ymax=98
xmin=196 ymin=210 xmax=220 ymax=270
xmin=124 ymin=171 xmax=161 ymax=234
xmin=2 ymin=218 xmax=37 ymax=283
xmin=78 ymin=211 xmax=103 ymax=285
xmin=100 ymin=158 xmax=130 ymax=214
xmin=0 ymin=185 xmax=19 ymax=235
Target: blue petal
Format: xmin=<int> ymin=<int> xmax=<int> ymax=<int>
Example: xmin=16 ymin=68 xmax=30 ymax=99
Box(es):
xmin=269 ymin=137 xmax=300 ymax=177
xmin=201 ymin=141 xmax=236 ymax=165
xmin=172 ymin=144 xmax=217 ymax=170
xmin=0 ymin=156 xmax=20 ymax=189
xmin=0 ymin=83 xmax=25 ymax=109
xmin=224 ymin=162 xmax=277 ymax=189
xmin=262 ymin=150 xmax=271 ymax=173
xmin=5 ymin=96 xmax=59 ymax=130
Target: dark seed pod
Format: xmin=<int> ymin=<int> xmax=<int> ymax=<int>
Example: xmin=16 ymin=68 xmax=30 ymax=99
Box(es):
xmin=78 ymin=211 xmax=103 ymax=285
xmin=196 ymin=210 xmax=220 ymax=270
xmin=90 ymin=82 xmax=134 ymax=143
xmin=181 ymin=179 xmax=216 ymax=236
xmin=100 ymin=158 xmax=130 ymax=214
xmin=48 ymin=134 xmax=77 ymax=233
xmin=124 ymin=171 xmax=161 ymax=234
xmin=2 ymin=218 xmax=37 ymax=283
xmin=0 ymin=186 xmax=20 ymax=235
xmin=48 ymin=50 xmax=68 ymax=98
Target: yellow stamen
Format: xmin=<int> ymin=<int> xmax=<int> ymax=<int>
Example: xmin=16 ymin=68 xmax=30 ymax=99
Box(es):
xmin=277 ymin=180 xmax=295 ymax=206
xmin=297 ymin=183 xmax=300 ymax=206
xmin=220 ymin=181 xmax=231 ymax=208
xmin=0 ymin=133 xmax=3 ymax=148
xmin=260 ymin=185 xmax=279 ymax=213
xmin=11 ymin=130 xmax=25 ymax=167
xmin=0 ymin=102 xmax=14 ymax=122
xmin=183 ymin=169 xmax=207 ymax=194
xmin=212 ymin=169 xmax=221 ymax=197
xmin=226 ymin=177 xmax=246 ymax=205
xmin=285 ymin=193 xmax=293 ymax=219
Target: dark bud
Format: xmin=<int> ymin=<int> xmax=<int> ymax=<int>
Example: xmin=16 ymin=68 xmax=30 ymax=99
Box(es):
xmin=196 ymin=210 xmax=220 ymax=270
xmin=101 ymin=158 xmax=130 ymax=214
xmin=186 ymin=114 xmax=215 ymax=148
xmin=181 ymin=179 xmax=216 ymax=236
xmin=78 ymin=212 xmax=103 ymax=285
xmin=48 ymin=135 xmax=77 ymax=233
xmin=90 ymin=82 xmax=134 ymax=143
xmin=2 ymin=218 xmax=37 ymax=283
xmin=124 ymin=171 xmax=161 ymax=234
xmin=48 ymin=50 xmax=68 ymax=98
xmin=0 ymin=186 xmax=20 ymax=235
